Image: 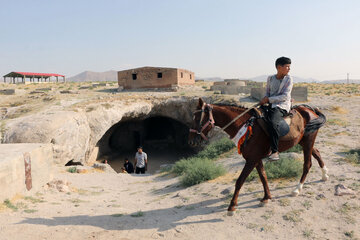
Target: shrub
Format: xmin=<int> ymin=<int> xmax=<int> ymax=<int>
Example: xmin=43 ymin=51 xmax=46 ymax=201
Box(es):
xmin=344 ymin=149 xmax=360 ymax=165
xmin=67 ymin=167 xmax=77 ymax=173
xmin=172 ymin=158 xmax=195 ymax=175
xmin=197 ymin=138 xmax=235 ymax=159
xmin=247 ymin=156 xmax=303 ymax=182
xmin=170 ymin=137 xmax=234 ymax=186
xmin=180 ymin=159 xmax=226 ymax=187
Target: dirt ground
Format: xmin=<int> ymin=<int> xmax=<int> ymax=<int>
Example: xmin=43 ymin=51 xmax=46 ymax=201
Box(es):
xmin=0 ymin=83 xmax=359 ymax=240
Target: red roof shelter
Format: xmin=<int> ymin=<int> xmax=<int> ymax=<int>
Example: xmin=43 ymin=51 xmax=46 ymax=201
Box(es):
xmin=3 ymin=72 xmax=66 ymax=84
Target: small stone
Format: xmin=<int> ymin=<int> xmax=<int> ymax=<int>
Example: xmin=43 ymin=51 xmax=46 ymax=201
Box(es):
xmin=220 ymin=188 xmax=231 ymax=195
xmin=335 ymin=184 xmax=355 ymax=196
xmin=76 ymin=167 xmax=88 ymax=174
xmin=316 ymin=194 xmax=326 ymax=200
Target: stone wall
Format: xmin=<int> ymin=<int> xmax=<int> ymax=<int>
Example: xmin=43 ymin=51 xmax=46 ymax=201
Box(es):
xmin=0 ymin=143 xmax=53 ymax=201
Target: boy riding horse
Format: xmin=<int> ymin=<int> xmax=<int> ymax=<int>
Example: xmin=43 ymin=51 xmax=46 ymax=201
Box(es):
xmin=259 ymin=56 xmax=293 ymax=161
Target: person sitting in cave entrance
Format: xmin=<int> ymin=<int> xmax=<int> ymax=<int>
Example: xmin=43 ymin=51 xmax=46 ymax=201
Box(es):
xmin=134 ymin=146 xmax=148 ymax=174
xmin=123 ymin=158 xmax=134 ymax=174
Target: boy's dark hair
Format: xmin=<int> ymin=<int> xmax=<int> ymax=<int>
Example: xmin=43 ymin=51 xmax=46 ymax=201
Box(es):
xmin=275 ymin=57 xmax=291 ymax=67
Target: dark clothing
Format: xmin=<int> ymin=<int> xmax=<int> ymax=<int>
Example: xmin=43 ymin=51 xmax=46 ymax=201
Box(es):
xmin=124 ymin=162 xmax=134 ymax=173
xmin=264 ymin=106 xmax=288 ymax=153
xmin=135 ymin=167 xmax=146 ymax=174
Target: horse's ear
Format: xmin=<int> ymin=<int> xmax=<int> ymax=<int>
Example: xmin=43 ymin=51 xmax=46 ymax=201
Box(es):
xmin=198 ymin=98 xmax=204 ymax=107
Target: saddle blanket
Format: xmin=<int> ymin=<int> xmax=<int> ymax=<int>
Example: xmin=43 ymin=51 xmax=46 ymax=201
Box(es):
xmin=231 ymin=124 xmax=252 ymax=154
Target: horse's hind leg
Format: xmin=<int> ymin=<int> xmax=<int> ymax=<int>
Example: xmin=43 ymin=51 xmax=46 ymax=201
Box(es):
xmin=293 ymin=133 xmax=316 ymax=196
xmin=312 ymin=147 xmax=329 ymax=181
xmin=228 ymin=161 xmax=256 ymax=215
xmin=256 ymin=161 xmax=271 ymax=203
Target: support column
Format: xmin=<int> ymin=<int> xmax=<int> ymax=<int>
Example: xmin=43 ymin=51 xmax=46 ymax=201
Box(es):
xmin=56 ymin=76 xmax=58 ymax=82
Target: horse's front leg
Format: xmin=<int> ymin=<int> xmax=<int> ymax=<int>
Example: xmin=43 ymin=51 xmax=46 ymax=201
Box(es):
xmin=228 ymin=161 xmax=256 ymax=216
xmin=256 ymin=161 xmax=271 ymax=203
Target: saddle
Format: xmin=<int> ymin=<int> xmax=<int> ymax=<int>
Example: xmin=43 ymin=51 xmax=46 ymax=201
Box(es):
xmin=253 ymin=107 xmax=304 ymax=141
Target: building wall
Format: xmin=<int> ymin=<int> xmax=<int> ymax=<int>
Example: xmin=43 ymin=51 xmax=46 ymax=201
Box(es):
xmin=118 ymin=67 xmax=194 ymax=89
xmin=176 ymin=69 xmax=195 ymax=85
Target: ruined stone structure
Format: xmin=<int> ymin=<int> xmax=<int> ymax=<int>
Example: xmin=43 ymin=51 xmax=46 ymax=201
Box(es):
xmin=210 ymin=79 xmax=251 ymax=94
xmin=251 ymin=87 xmax=308 ymax=102
xmin=118 ymin=67 xmax=194 ymax=89
xmin=0 ymin=143 xmax=54 ymax=201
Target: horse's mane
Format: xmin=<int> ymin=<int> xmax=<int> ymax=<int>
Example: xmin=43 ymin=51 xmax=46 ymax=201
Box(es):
xmin=213 ymin=103 xmax=248 ymax=113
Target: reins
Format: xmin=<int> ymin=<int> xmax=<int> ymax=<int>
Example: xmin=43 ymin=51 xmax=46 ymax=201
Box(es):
xmin=190 ymin=102 xmax=260 ymax=140
xmin=220 ymin=103 xmax=260 ymax=131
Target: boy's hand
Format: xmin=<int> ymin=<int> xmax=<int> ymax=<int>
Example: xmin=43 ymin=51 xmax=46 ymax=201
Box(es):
xmin=259 ymin=97 xmax=269 ymax=105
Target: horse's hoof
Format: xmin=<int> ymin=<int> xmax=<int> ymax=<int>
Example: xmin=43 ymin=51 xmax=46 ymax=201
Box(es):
xmin=292 ymin=190 xmax=300 ymax=197
xmin=259 ymin=202 xmax=267 ymax=207
xmin=227 ymin=211 xmax=235 ymax=216
xmin=322 ymin=174 xmax=329 ymax=181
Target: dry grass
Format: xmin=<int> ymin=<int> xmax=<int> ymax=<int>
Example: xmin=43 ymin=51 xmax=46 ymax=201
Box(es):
xmin=296 ymin=83 xmax=360 ymax=96
xmin=330 ymin=106 xmax=348 ymax=114
xmin=283 ymin=209 xmax=304 ymax=222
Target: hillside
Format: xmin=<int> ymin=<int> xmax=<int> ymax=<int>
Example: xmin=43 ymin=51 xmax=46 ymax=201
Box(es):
xmin=67 ymin=70 xmax=117 ymax=82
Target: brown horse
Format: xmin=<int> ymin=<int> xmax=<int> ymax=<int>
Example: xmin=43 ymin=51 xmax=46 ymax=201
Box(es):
xmin=188 ymin=98 xmax=328 ymax=215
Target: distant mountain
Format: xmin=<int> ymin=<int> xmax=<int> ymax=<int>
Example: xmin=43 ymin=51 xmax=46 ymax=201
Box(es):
xmin=250 ymin=75 xmax=319 ymax=83
xmin=320 ymin=79 xmax=360 ymax=84
xmin=67 ymin=70 xmax=117 ymax=82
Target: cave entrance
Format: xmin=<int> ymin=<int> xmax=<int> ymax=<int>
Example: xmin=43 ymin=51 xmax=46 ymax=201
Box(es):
xmin=97 ymin=116 xmax=195 ymax=174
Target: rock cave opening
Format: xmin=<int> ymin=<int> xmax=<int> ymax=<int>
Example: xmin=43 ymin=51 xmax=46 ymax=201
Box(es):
xmin=97 ymin=116 xmax=196 ymax=174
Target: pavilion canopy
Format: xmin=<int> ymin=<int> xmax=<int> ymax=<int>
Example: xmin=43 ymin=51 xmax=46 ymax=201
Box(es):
xmin=3 ymin=71 xmax=65 ymax=83
xmin=3 ymin=72 xmax=65 ymax=78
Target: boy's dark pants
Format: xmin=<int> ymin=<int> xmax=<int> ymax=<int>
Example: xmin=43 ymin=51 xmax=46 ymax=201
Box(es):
xmin=264 ymin=106 xmax=287 ymax=153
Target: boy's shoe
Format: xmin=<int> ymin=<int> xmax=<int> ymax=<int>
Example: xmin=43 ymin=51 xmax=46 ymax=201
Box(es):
xmin=268 ymin=152 xmax=279 ymax=162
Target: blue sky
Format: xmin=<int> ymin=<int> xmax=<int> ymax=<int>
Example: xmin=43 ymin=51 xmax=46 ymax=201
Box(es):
xmin=1 ymin=0 xmax=359 ymax=81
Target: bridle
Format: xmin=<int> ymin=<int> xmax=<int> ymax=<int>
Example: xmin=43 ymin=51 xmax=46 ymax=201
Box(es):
xmin=189 ymin=103 xmax=215 ymax=141
xmin=190 ymin=102 xmax=260 ymax=141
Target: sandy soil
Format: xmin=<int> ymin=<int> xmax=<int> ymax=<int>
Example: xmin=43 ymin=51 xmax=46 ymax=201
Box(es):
xmin=0 ymin=92 xmax=359 ymax=240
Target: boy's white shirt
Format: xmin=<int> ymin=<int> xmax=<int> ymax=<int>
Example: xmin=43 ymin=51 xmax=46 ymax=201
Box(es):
xmin=266 ymin=75 xmax=293 ymax=112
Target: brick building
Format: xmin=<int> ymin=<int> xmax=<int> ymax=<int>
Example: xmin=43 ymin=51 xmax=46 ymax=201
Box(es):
xmin=118 ymin=67 xmax=194 ymax=89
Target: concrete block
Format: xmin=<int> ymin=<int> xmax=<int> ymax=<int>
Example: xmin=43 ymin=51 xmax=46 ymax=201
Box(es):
xmin=0 ymin=89 xmax=15 ymax=95
xmin=0 ymin=143 xmax=54 ymax=202
xmin=292 ymin=87 xmax=308 ymax=101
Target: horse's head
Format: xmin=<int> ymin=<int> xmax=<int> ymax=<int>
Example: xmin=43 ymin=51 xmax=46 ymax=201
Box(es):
xmin=188 ymin=98 xmax=215 ymax=146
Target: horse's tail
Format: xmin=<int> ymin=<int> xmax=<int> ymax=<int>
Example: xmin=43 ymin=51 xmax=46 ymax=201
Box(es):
xmin=294 ymin=104 xmax=326 ymax=134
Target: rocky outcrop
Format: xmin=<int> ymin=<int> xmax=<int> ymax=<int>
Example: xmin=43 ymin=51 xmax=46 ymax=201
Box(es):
xmin=3 ymin=97 xmax=197 ymax=165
